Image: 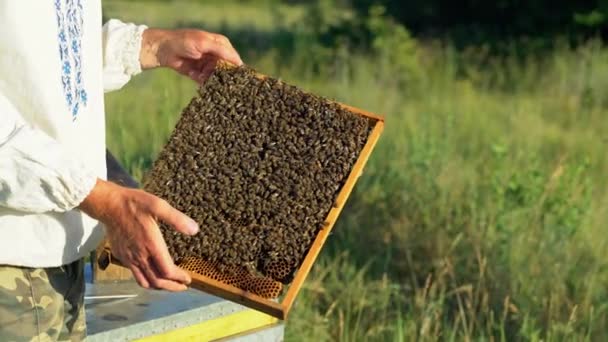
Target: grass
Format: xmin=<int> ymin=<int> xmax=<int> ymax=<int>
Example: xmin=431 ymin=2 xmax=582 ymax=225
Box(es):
xmin=103 ymin=1 xmax=608 ymax=340
xmin=103 ymin=0 xmax=304 ymax=30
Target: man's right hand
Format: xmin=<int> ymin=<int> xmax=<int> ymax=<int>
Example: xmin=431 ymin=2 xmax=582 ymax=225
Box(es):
xmin=79 ymin=179 xmax=199 ymax=291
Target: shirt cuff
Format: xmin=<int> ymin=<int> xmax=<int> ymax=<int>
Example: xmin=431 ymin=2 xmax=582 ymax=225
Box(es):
xmin=59 ymin=163 xmax=98 ymax=211
xmin=122 ymin=23 xmax=148 ymax=77
xmin=102 ymin=19 xmax=148 ymax=91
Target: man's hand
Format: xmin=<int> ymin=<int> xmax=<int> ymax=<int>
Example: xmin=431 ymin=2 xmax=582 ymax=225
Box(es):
xmin=79 ymin=179 xmax=199 ymax=291
xmin=140 ymin=28 xmax=243 ymax=83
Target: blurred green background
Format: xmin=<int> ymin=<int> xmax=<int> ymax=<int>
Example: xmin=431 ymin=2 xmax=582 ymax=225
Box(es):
xmin=103 ymin=1 xmax=608 ymax=340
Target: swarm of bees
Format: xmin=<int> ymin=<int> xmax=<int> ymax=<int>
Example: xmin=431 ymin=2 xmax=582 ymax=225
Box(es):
xmin=143 ymin=65 xmax=373 ymax=284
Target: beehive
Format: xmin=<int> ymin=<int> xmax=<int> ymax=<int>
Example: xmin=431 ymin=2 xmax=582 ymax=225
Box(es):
xmin=100 ymin=64 xmax=384 ymax=319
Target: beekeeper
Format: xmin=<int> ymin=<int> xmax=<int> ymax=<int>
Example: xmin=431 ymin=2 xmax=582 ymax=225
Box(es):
xmin=0 ymin=1 xmax=242 ymax=340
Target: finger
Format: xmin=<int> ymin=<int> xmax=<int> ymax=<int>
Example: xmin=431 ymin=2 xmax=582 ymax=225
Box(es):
xmin=186 ymin=56 xmax=211 ymax=83
xmin=142 ymin=221 xmax=193 ymax=285
xmin=151 ymin=245 xmax=193 ymax=285
xmin=140 ymin=259 xmax=188 ymax=292
xmin=151 ymin=199 xmax=199 ymax=235
xmin=198 ymin=56 xmax=218 ymax=84
xmin=149 ymin=254 xmax=192 ymax=285
xmin=199 ymin=36 xmax=243 ymax=66
xmin=130 ymin=264 xmax=150 ymax=289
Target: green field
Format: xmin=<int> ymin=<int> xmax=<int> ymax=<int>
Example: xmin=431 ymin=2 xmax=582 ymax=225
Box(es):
xmin=104 ymin=1 xmax=608 ymax=340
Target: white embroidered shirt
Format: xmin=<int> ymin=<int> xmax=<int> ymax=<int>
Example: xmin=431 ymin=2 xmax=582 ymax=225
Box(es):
xmin=0 ymin=1 xmax=147 ymax=267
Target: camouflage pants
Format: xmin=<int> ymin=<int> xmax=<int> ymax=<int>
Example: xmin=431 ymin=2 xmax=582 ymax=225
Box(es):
xmin=0 ymin=259 xmax=86 ymax=341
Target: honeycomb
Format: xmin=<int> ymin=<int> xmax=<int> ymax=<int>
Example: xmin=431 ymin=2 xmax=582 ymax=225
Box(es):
xmin=178 ymin=257 xmax=283 ymax=299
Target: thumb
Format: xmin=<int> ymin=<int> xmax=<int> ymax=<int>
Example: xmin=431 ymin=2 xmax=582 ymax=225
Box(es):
xmin=200 ymin=36 xmax=243 ymax=66
xmin=152 ymin=199 xmax=199 ymax=235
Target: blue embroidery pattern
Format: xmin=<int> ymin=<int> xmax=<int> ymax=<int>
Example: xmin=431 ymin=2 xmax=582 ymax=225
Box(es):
xmin=54 ymin=0 xmax=87 ymax=120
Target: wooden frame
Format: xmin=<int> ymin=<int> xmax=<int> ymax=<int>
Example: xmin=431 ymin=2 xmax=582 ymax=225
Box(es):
xmin=98 ymin=69 xmax=384 ymax=319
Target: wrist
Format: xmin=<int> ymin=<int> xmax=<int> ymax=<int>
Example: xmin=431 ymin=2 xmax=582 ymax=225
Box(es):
xmin=78 ymin=179 xmax=122 ymax=222
xmin=140 ymin=28 xmax=171 ymax=70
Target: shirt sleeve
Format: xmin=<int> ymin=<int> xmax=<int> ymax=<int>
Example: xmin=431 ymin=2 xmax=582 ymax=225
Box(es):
xmin=0 ymin=93 xmax=98 ymax=214
xmin=102 ymin=19 xmax=148 ymax=92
